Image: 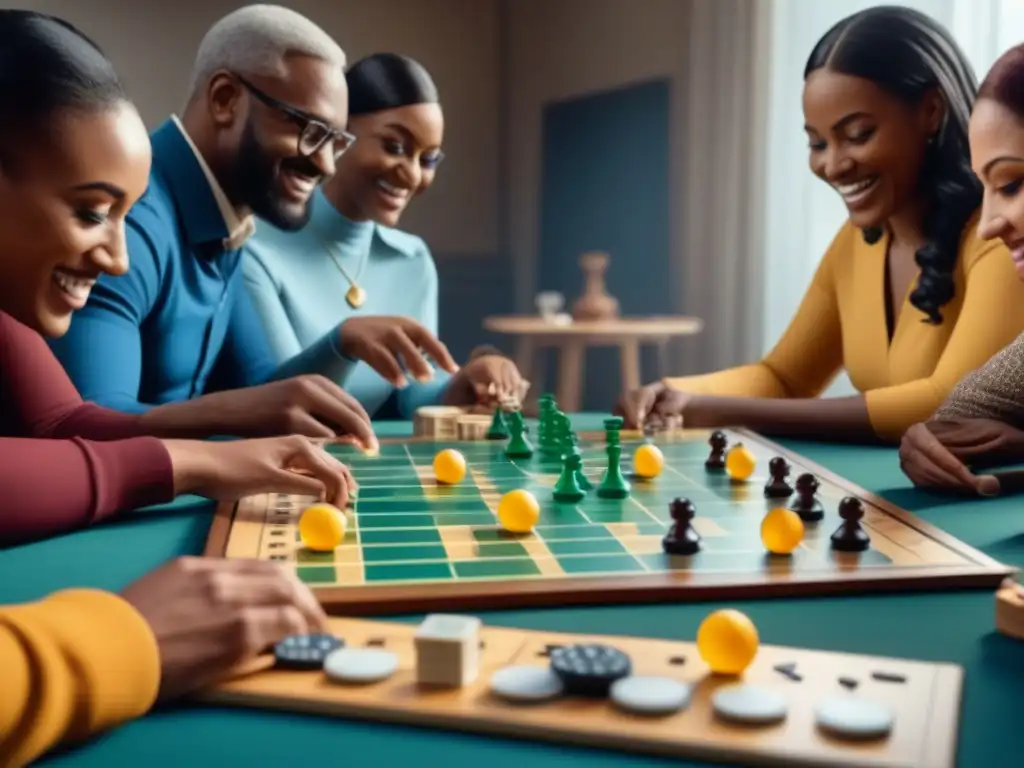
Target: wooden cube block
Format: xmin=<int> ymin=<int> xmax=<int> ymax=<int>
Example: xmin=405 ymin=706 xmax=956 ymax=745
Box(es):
xmin=457 ymin=414 xmax=491 ymax=441
xmin=996 ymin=579 xmax=1024 ymax=640
xmin=413 ymin=406 xmax=463 ymax=439
xmin=414 ymin=613 xmax=481 ymax=686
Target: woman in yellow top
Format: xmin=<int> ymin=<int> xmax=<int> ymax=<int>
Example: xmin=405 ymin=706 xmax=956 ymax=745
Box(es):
xmin=617 ymin=6 xmax=1024 ymax=444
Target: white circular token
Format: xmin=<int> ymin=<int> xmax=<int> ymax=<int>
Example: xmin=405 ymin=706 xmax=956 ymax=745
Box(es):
xmin=490 ymin=665 xmax=565 ymax=703
xmin=323 ymin=647 xmax=398 ymax=684
xmin=711 ymin=684 xmax=788 ymax=725
xmin=609 ymin=676 xmax=692 ymax=715
xmin=815 ymin=695 xmax=894 ymax=740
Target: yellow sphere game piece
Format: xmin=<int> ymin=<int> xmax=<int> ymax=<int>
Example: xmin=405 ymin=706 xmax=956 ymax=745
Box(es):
xmin=433 ymin=448 xmax=467 ymax=484
xmin=697 ymin=608 xmax=759 ymax=675
xmin=724 ymin=443 xmax=756 ymax=481
xmin=761 ymin=507 xmax=805 ymax=555
xmin=633 ymin=444 xmax=664 ymax=478
xmin=298 ymin=503 xmax=347 ymax=552
xmin=497 ymin=489 xmax=540 ymax=533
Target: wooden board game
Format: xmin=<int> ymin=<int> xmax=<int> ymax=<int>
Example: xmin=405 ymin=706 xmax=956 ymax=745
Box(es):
xmin=204 ymin=426 xmax=1014 ymax=615
xmin=199 ymin=616 xmax=963 ymax=768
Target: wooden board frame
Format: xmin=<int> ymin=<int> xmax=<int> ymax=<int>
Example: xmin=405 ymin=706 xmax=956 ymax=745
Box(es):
xmin=204 ymin=427 xmax=1015 ymax=615
xmin=200 ymin=616 xmax=963 ymax=768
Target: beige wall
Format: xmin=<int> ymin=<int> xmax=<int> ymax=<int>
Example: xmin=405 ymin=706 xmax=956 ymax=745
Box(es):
xmin=503 ymin=0 xmax=692 ymax=312
xmin=9 ymin=0 xmax=501 ymax=257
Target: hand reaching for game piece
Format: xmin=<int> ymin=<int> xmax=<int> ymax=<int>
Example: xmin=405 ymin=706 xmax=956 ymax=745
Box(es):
xmin=897 ymin=419 xmax=1014 ymax=495
xmin=338 ymin=316 xmax=459 ymax=388
xmin=443 ymin=353 xmax=529 ymax=411
xmin=119 ymin=557 xmax=328 ymax=703
xmin=162 ymin=435 xmax=357 ymax=508
xmin=146 ymin=375 xmax=377 ymax=450
xmin=614 ymin=381 xmax=691 ymax=429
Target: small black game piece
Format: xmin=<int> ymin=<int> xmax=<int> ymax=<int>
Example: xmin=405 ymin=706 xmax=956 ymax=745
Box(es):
xmin=871 ymin=671 xmax=907 ymax=684
xmin=549 ymin=644 xmax=632 ymax=697
xmin=838 ymin=676 xmax=859 ymax=690
xmin=789 ymin=472 xmax=824 ymax=522
xmin=764 ymin=456 xmax=793 ymax=498
xmin=773 ymin=662 xmax=802 ymax=682
xmin=273 ymin=633 xmax=345 ymax=670
xmin=663 ymin=497 xmax=701 ymax=555
xmin=705 ymin=430 xmax=727 ymax=470
xmin=830 ymin=496 xmax=870 ymax=552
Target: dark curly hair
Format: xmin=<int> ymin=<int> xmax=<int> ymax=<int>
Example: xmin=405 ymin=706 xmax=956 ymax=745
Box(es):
xmin=0 ymin=10 xmax=125 ymax=162
xmin=804 ymin=6 xmax=981 ymax=324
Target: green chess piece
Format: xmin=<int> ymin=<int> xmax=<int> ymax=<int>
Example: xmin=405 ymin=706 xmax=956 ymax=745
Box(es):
xmin=539 ymin=403 xmax=562 ymax=456
xmin=553 ymin=452 xmax=586 ymax=502
xmin=486 ymin=406 xmax=509 ymax=440
xmin=504 ymin=411 xmax=534 ymax=458
xmin=597 ymin=424 xmax=631 ymax=498
xmin=571 ymin=446 xmax=592 ymax=490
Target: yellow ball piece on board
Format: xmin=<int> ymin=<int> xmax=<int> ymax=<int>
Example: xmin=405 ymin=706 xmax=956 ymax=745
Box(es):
xmin=633 ymin=444 xmax=664 ymax=478
xmin=724 ymin=443 xmax=756 ymax=481
xmin=697 ymin=608 xmax=759 ymax=675
xmin=761 ymin=507 xmax=805 ymax=555
xmin=497 ymin=489 xmax=540 ymax=533
xmin=298 ymin=503 xmax=347 ymax=552
xmin=433 ymin=448 xmax=467 ymax=484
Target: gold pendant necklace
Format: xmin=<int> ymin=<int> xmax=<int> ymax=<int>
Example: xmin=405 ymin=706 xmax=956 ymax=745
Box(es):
xmin=345 ymin=284 xmax=366 ymax=308
xmin=316 ymin=230 xmax=370 ymax=310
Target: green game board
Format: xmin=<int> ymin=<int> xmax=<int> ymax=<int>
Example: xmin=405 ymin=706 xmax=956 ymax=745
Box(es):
xmin=204 ymin=427 xmax=1012 ymax=614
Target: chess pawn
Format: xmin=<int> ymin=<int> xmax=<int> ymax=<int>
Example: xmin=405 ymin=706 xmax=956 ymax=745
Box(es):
xmin=763 ymin=457 xmax=793 ymax=498
xmin=789 ymin=472 xmax=823 ymax=522
xmin=553 ymin=452 xmax=586 ymax=503
xmin=830 ymin=497 xmax=870 ymax=552
xmin=705 ymin=430 xmax=727 ymax=471
xmin=663 ymin=497 xmax=701 ymax=555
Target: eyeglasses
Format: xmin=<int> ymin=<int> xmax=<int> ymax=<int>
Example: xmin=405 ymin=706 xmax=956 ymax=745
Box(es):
xmin=235 ymin=75 xmax=356 ymax=159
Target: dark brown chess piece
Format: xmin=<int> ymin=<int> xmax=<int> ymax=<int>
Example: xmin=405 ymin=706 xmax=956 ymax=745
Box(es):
xmin=764 ymin=456 xmax=793 ymax=498
xmin=705 ymin=431 xmax=727 ymax=471
xmin=789 ymin=472 xmax=824 ymax=522
xmin=663 ymin=497 xmax=701 ymax=555
xmin=830 ymin=497 xmax=870 ymax=552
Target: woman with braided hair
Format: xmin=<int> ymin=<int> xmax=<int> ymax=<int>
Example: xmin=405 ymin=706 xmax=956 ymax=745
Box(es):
xmin=616 ymin=6 xmax=1024 ymax=444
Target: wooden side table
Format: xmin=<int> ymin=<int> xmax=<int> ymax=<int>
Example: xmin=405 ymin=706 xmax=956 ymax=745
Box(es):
xmin=482 ymin=315 xmax=704 ymax=412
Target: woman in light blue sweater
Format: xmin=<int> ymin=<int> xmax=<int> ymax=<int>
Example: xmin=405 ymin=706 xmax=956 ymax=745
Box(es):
xmin=243 ymin=53 xmax=525 ymax=419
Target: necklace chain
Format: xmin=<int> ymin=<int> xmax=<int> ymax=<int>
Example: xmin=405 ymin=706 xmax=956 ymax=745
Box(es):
xmin=314 ymin=225 xmax=371 ymax=309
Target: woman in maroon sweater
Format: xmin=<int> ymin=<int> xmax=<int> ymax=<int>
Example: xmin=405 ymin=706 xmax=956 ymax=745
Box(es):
xmin=2 ymin=15 xmax=354 ymax=766
xmin=0 ymin=15 xmax=354 ymax=544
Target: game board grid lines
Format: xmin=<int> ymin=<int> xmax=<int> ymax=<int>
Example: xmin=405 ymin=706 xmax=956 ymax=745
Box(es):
xmin=403 ymin=441 xmax=458 ymax=581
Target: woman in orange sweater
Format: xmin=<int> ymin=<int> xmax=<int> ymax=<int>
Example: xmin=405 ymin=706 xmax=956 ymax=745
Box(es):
xmin=0 ymin=11 xmax=351 ymax=766
xmin=616 ymin=6 xmax=1024 ymax=444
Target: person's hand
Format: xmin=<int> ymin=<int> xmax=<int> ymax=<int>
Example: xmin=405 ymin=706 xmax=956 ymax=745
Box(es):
xmin=163 ymin=435 xmax=356 ymax=507
xmin=923 ymin=418 xmax=1024 ymax=465
xmin=119 ymin=557 xmax=329 ymax=703
xmin=898 ymin=421 xmax=1001 ymax=496
xmin=443 ymin=354 xmax=529 ymax=410
xmin=613 ymin=381 xmax=690 ymax=429
xmin=339 ymin=316 xmax=459 ymax=387
xmin=177 ymin=375 xmax=377 ymax=451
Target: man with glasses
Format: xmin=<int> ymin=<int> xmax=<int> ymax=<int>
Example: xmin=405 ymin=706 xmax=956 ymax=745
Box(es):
xmin=49 ymin=5 xmax=453 ymax=446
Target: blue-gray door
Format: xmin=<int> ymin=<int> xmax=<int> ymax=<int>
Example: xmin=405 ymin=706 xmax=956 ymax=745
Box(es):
xmin=538 ymin=78 xmax=672 ymax=410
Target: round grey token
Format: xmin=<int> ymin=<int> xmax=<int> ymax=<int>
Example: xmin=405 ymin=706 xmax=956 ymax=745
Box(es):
xmin=815 ymin=695 xmax=894 ymax=740
xmin=490 ymin=665 xmax=565 ymax=703
xmin=609 ymin=676 xmax=692 ymax=715
xmin=711 ymin=684 xmax=788 ymax=725
xmin=323 ymin=647 xmax=398 ymax=684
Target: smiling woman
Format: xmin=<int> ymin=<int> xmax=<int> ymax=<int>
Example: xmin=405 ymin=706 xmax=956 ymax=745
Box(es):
xmin=614 ymin=6 xmax=1024 ymax=445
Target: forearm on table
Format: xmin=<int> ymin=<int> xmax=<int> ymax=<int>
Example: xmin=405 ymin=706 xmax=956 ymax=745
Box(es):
xmin=685 ymin=394 xmax=881 ymax=443
xmin=0 ymin=589 xmax=160 ymax=768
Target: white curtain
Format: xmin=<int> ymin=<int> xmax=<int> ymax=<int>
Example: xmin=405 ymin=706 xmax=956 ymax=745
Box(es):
xmin=758 ymin=0 xmax=1024 ymax=395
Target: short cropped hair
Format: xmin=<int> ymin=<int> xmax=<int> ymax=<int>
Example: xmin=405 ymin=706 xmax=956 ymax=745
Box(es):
xmin=186 ymin=4 xmax=346 ymax=99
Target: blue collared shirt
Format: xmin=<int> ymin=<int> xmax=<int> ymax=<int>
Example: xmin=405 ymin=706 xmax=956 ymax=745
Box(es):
xmin=48 ymin=118 xmax=345 ymax=413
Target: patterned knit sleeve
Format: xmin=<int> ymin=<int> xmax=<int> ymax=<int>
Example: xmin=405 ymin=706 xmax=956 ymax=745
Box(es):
xmin=933 ymin=330 xmax=1024 ymax=427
